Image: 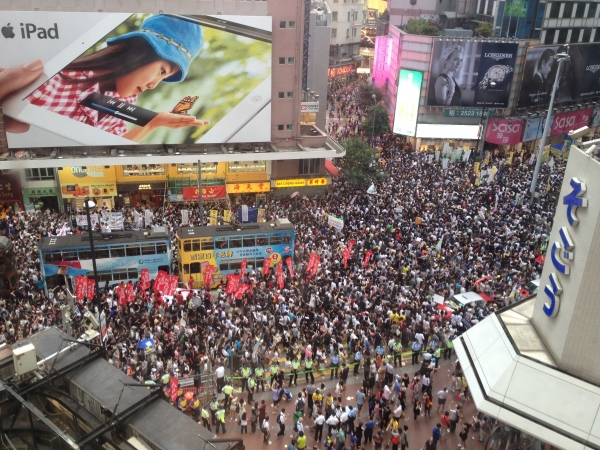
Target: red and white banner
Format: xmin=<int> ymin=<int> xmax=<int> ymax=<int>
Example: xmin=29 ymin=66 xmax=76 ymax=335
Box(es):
xmin=263 ymin=257 xmax=272 ymax=276
xmin=170 ymin=376 xmax=179 ymax=403
xmin=87 ymin=278 xmax=95 ymax=301
xmin=75 ymin=276 xmax=88 ymax=301
xmin=225 ymin=274 xmax=242 ymax=295
xmin=116 ymin=284 xmax=126 ymax=307
xmin=204 ymin=265 xmax=215 ymax=288
xmin=285 ymin=257 xmax=295 ymax=279
xmin=235 ymin=283 xmax=250 ymax=299
xmin=348 ymin=239 xmax=356 ymax=254
xmin=167 ymin=275 xmax=179 ymax=296
xmin=153 ymin=270 xmax=170 ymax=293
xmin=241 ymin=258 xmax=247 ymax=275
xmin=363 ymin=250 xmax=373 ymax=268
xmin=182 ymin=185 xmax=227 ymax=200
xmin=485 ymin=118 xmax=525 ymax=145
xmin=550 ymin=109 xmax=591 ymax=136
xmin=277 ymin=263 xmax=284 ymax=289
xmin=342 ymin=248 xmax=349 ymax=268
xmin=306 ymin=252 xmax=320 ymax=276
xmin=125 ymin=282 xmax=135 ymax=304
xmin=140 ymin=268 xmax=150 ymax=290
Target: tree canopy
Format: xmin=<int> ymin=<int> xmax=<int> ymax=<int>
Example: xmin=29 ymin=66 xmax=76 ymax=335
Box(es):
xmin=338 ymin=138 xmax=387 ymax=187
xmin=404 ymin=18 xmax=437 ymax=36
xmin=356 ymin=83 xmax=384 ymax=112
xmin=361 ymin=104 xmax=391 ymax=139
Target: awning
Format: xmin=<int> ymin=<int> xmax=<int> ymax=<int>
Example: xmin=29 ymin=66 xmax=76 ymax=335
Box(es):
xmin=325 ymin=160 xmax=340 ymax=177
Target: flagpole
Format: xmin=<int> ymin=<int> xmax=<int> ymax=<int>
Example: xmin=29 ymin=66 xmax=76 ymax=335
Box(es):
xmin=84 ymin=198 xmax=105 ymax=353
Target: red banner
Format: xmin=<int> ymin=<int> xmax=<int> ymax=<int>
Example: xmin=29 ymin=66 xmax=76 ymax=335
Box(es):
xmin=342 ymin=248 xmax=349 ymax=268
xmin=363 ymin=250 xmax=373 ymax=268
xmin=140 ymin=268 xmax=150 ymax=289
xmin=204 ymin=265 xmax=215 ymax=288
xmin=235 ymin=283 xmax=250 ymax=299
xmin=0 ymin=173 xmax=22 ymax=203
xmin=167 ymin=275 xmax=179 ymax=296
xmin=263 ymin=257 xmax=271 ymax=276
xmin=328 ymin=65 xmax=353 ymax=79
xmin=170 ymin=376 xmax=179 ymax=403
xmin=125 ymin=282 xmax=134 ymax=303
xmin=306 ymin=252 xmax=320 ymax=276
xmin=485 ymin=118 xmax=525 ymax=145
xmin=286 ymin=257 xmax=295 ymax=278
xmin=348 ymin=239 xmax=356 ymax=254
xmin=225 ymin=274 xmax=242 ymax=295
xmin=154 ymin=270 xmax=170 ymax=294
xmin=277 ymin=263 xmax=284 ymax=289
xmin=75 ymin=276 xmax=87 ymax=301
xmin=87 ymin=278 xmax=95 ymax=301
xmin=182 ymin=185 xmax=227 ymax=200
xmin=241 ymin=258 xmax=247 ymax=275
xmin=551 ymin=109 xmax=591 ymax=136
xmin=116 ymin=285 xmax=126 ymax=307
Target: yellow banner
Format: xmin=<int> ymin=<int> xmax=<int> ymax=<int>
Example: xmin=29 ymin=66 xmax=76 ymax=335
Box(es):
xmin=474 ymin=162 xmax=480 ymax=175
xmin=258 ymin=208 xmax=266 ymax=222
xmin=227 ymin=182 xmax=270 ymax=194
xmin=275 ymin=179 xmax=305 ymax=188
xmin=508 ymin=152 xmax=514 ymax=165
xmin=209 ymin=210 xmax=218 ymax=226
xmin=223 ymin=210 xmax=231 ymax=224
xmin=306 ymin=178 xmax=328 ymax=186
xmin=58 ymin=166 xmax=116 ymax=184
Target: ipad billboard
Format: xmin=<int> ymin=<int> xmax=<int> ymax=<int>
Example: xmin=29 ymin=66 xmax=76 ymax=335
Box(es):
xmin=393 ymin=69 xmax=422 ymax=137
xmin=1 ymin=13 xmax=272 ymax=148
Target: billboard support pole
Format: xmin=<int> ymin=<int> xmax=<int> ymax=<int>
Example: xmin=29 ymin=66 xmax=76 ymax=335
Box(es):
xmin=197 ymin=160 xmax=204 ymax=225
xmin=476 ymin=81 xmax=495 ymax=160
xmin=529 ymin=54 xmax=569 ymax=205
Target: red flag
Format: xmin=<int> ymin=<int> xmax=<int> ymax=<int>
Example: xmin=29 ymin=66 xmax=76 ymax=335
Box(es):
xmin=263 ymin=257 xmax=272 ymax=276
xmin=170 ymin=376 xmax=179 ymax=403
xmin=241 ymin=258 xmax=247 ymax=275
xmin=225 ymin=274 xmax=241 ymax=295
xmin=307 ymin=252 xmax=320 ymax=276
xmin=167 ymin=275 xmax=179 ymax=296
xmin=342 ymin=248 xmax=349 ymax=268
xmin=140 ymin=268 xmax=150 ymax=289
xmin=348 ymin=239 xmax=356 ymax=254
xmin=363 ymin=250 xmax=373 ymax=268
xmin=87 ymin=277 xmax=95 ymax=300
xmin=204 ymin=265 xmax=215 ymax=288
xmin=153 ymin=270 xmax=169 ymax=293
xmin=75 ymin=276 xmax=87 ymax=301
xmin=285 ymin=257 xmax=295 ymax=278
xmin=116 ymin=285 xmax=127 ymax=307
xmin=235 ymin=283 xmax=250 ymax=299
xmin=277 ymin=263 xmax=284 ymax=289
xmin=125 ymin=282 xmax=135 ymax=303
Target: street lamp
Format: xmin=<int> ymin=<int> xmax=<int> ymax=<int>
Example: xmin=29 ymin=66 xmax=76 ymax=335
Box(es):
xmin=84 ymin=198 xmax=105 ymax=350
xmin=371 ymin=93 xmax=377 ymax=147
xmin=476 ymin=80 xmax=496 ymax=159
xmin=529 ymin=52 xmax=570 ymax=204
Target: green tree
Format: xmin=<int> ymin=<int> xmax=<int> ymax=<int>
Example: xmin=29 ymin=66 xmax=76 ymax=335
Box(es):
xmin=404 ymin=18 xmax=437 ymax=36
xmin=380 ymin=9 xmax=390 ymax=22
xmin=362 ymin=104 xmax=391 ymax=139
xmin=338 ymin=138 xmax=387 ymax=187
xmin=475 ymin=22 xmax=494 ymax=37
xmin=356 ymin=83 xmax=384 ymax=112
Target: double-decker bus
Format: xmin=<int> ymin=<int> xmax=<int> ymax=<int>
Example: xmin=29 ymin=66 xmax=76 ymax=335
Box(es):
xmin=38 ymin=228 xmax=172 ymax=292
xmin=177 ymin=219 xmax=295 ymax=289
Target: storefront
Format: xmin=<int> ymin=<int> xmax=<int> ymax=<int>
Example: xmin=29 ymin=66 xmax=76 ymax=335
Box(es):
xmin=415 ymin=123 xmax=480 ymax=153
xmin=271 ymin=177 xmax=330 ymax=197
xmin=0 ymin=173 xmax=23 ymax=216
xmin=115 ymin=164 xmax=167 ymax=208
xmin=166 ymin=163 xmax=226 ymax=202
xmin=226 ymin=161 xmax=269 ymax=202
xmin=22 ymin=187 xmax=59 ymax=212
xmin=58 ymin=166 xmax=118 ymax=212
xmin=328 ymin=64 xmax=357 ymax=87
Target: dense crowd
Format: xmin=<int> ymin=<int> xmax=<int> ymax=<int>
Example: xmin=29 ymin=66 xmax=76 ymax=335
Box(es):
xmin=0 ymin=85 xmax=565 ymax=449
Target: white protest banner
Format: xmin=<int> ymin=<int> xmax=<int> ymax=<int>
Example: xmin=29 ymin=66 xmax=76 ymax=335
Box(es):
xmin=144 ymin=209 xmax=154 ymax=227
xmin=181 ymin=209 xmax=189 ymax=226
xmin=109 ymin=212 xmax=124 ymax=230
xmin=327 ymin=215 xmax=344 ymax=230
xmin=76 ymin=214 xmax=99 ymax=229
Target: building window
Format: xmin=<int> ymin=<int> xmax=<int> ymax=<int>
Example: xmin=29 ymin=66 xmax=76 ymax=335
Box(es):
xmin=288 ymin=57 xmax=295 ymax=64
xmin=298 ymin=158 xmax=320 ymax=175
xmin=332 ymin=28 xmax=337 ymax=37
xmin=289 ymin=21 xmax=296 ymax=28
xmin=589 ymin=3 xmax=599 ymax=17
xmin=279 ymin=92 xmax=285 ymax=99
xmin=280 ymin=21 xmax=286 ymax=28
xmin=278 ymin=125 xmax=284 ymax=130
xmin=279 ymin=57 xmax=286 ymax=64
xmin=346 ymin=29 xmax=350 ymax=38
xmin=557 ymin=28 xmax=569 ymax=43
xmin=544 ymin=28 xmax=556 ymax=44
xmin=574 ymin=2 xmax=585 ymax=18
xmin=25 ymin=167 xmax=55 ymax=180
xmin=287 ymin=91 xmax=294 ymax=98
xmin=563 ymin=2 xmax=573 ymax=18
xmin=348 ymin=12 xmax=351 ymax=21
xmin=332 ymin=11 xmax=338 ymax=21
xmin=582 ymin=27 xmax=592 ymax=42
xmin=570 ymin=28 xmax=582 ymax=42
xmin=549 ymin=2 xmax=561 ymax=18
xmin=352 ymin=27 xmax=357 ymax=37
xmin=286 ymin=124 xmax=293 ymax=131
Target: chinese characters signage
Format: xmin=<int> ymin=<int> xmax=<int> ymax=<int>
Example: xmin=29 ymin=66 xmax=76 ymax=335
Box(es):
xmin=328 ymin=65 xmax=354 ymax=79
xmin=182 ymin=185 xmax=227 ymax=200
xmin=373 ymin=37 xmax=392 ymax=87
xmin=0 ymin=174 xmax=22 ymax=203
xmin=274 ymin=178 xmax=328 ymax=188
xmin=226 ymin=182 xmax=271 ymax=194
xmin=550 ymin=109 xmax=591 ymax=136
xmin=484 ymin=118 xmax=525 ymax=145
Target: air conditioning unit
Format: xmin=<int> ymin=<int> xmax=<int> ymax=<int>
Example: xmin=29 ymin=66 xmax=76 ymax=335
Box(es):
xmin=13 ymin=343 xmax=37 ymax=377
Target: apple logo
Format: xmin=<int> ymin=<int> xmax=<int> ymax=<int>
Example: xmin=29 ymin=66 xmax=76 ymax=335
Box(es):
xmin=2 ymin=23 xmax=15 ymax=38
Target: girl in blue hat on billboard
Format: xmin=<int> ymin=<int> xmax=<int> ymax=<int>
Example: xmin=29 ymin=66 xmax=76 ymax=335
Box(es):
xmin=28 ymin=14 xmax=209 ymax=142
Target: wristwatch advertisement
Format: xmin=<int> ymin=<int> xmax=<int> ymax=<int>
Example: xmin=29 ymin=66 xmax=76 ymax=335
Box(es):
xmin=478 ymin=65 xmax=514 ymax=90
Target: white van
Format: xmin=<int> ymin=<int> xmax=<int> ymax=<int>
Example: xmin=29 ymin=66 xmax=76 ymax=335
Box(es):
xmin=445 ymin=291 xmax=490 ymax=312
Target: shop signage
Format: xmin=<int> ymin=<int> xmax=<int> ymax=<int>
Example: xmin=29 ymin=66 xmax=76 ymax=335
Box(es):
xmin=0 ymin=173 xmax=22 ymax=203
xmin=58 ymin=166 xmax=117 ymax=183
xmin=300 ymin=102 xmax=319 ymax=112
xmin=328 ymin=65 xmax=354 ymax=79
xmin=544 ymin=177 xmax=588 ymax=318
xmin=444 ymin=109 xmax=495 ymax=118
xmin=22 ymin=187 xmax=58 ymax=197
xmin=550 ymin=109 xmax=592 ymax=136
xmin=356 ymin=67 xmax=371 ymax=74
xmin=307 ymin=178 xmax=327 ymax=186
xmin=226 ymin=182 xmax=270 ymax=194
xmin=61 ymin=182 xmax=117 ymax=198
xmin=373 ymin=37 xmax=392 ymax=87
xmin=484 ymin=118 xmax=525 ymax=145
xmin=182 ymin=185 xmax=227 ymax=200
xmin=522 ymin=117 xmax=545 ymax=142
xmin=275 ymin=179 xmax=305 ymax=188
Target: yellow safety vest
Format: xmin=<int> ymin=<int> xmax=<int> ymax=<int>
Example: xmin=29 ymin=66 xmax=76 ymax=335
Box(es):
xmin=305 ymin=359 xmax=313 ymax=369
xmin=241 ymin=367 xmax=251 ymax=377
xmin=255 ymin=367 xmax=264 ymax=377
xmin=210 ymin=401 xmax=219 ymax=411
xmin=248 ymin=378 xmax=255 ymax=388
xmin=223 ymin=385 xmax=234 ymax=396
xmin=201 ymin=408 xmax=209 ymax=418
xmin=216 ymin=410 xmax=225 ymax=422
xmin=292 ymin=360 xmax=300 ymax=370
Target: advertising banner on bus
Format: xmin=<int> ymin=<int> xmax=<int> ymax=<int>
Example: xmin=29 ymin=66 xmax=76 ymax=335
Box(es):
xmin=2 ymin=12 xmax=272 ymax=148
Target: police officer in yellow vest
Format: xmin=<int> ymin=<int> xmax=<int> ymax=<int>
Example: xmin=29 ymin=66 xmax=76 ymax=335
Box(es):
xmin=289 ymin=357 xmax=301 ymax=387
xmin=161 ymin=372 xmax=170 ymax=385
xmin=200 ymin=405 xmax=211 ymax=431
xmin=215 ymin=407 xmax=226 ymax=434
xmin=393 ymin=340 xmax=403 ymax=368
xmin=240 ymin=365 xmax=251 ymax=392
xmin=222 ymin=383 xmax=234 ymax=410
xmin=247 ymin=376 xmax=256 ymax=403
xmin=269 ymin=362 xmax=279 ymax=387
xmin=304 ymin=358 xmax=314 ymax=384
xmin=209 ymin=397 xmax=219 ymax=426
xmin=177 ymin=394 xmax=188 ymax=411
xmin=191 ymin=395 xmax=201 ymax=421
xmin=255 ymin=365 xmax=265 ymax=392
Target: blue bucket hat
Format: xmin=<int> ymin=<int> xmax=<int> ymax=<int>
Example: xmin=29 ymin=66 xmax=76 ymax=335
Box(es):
xmin=107 ymin=15 xmax=203 ymax=83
